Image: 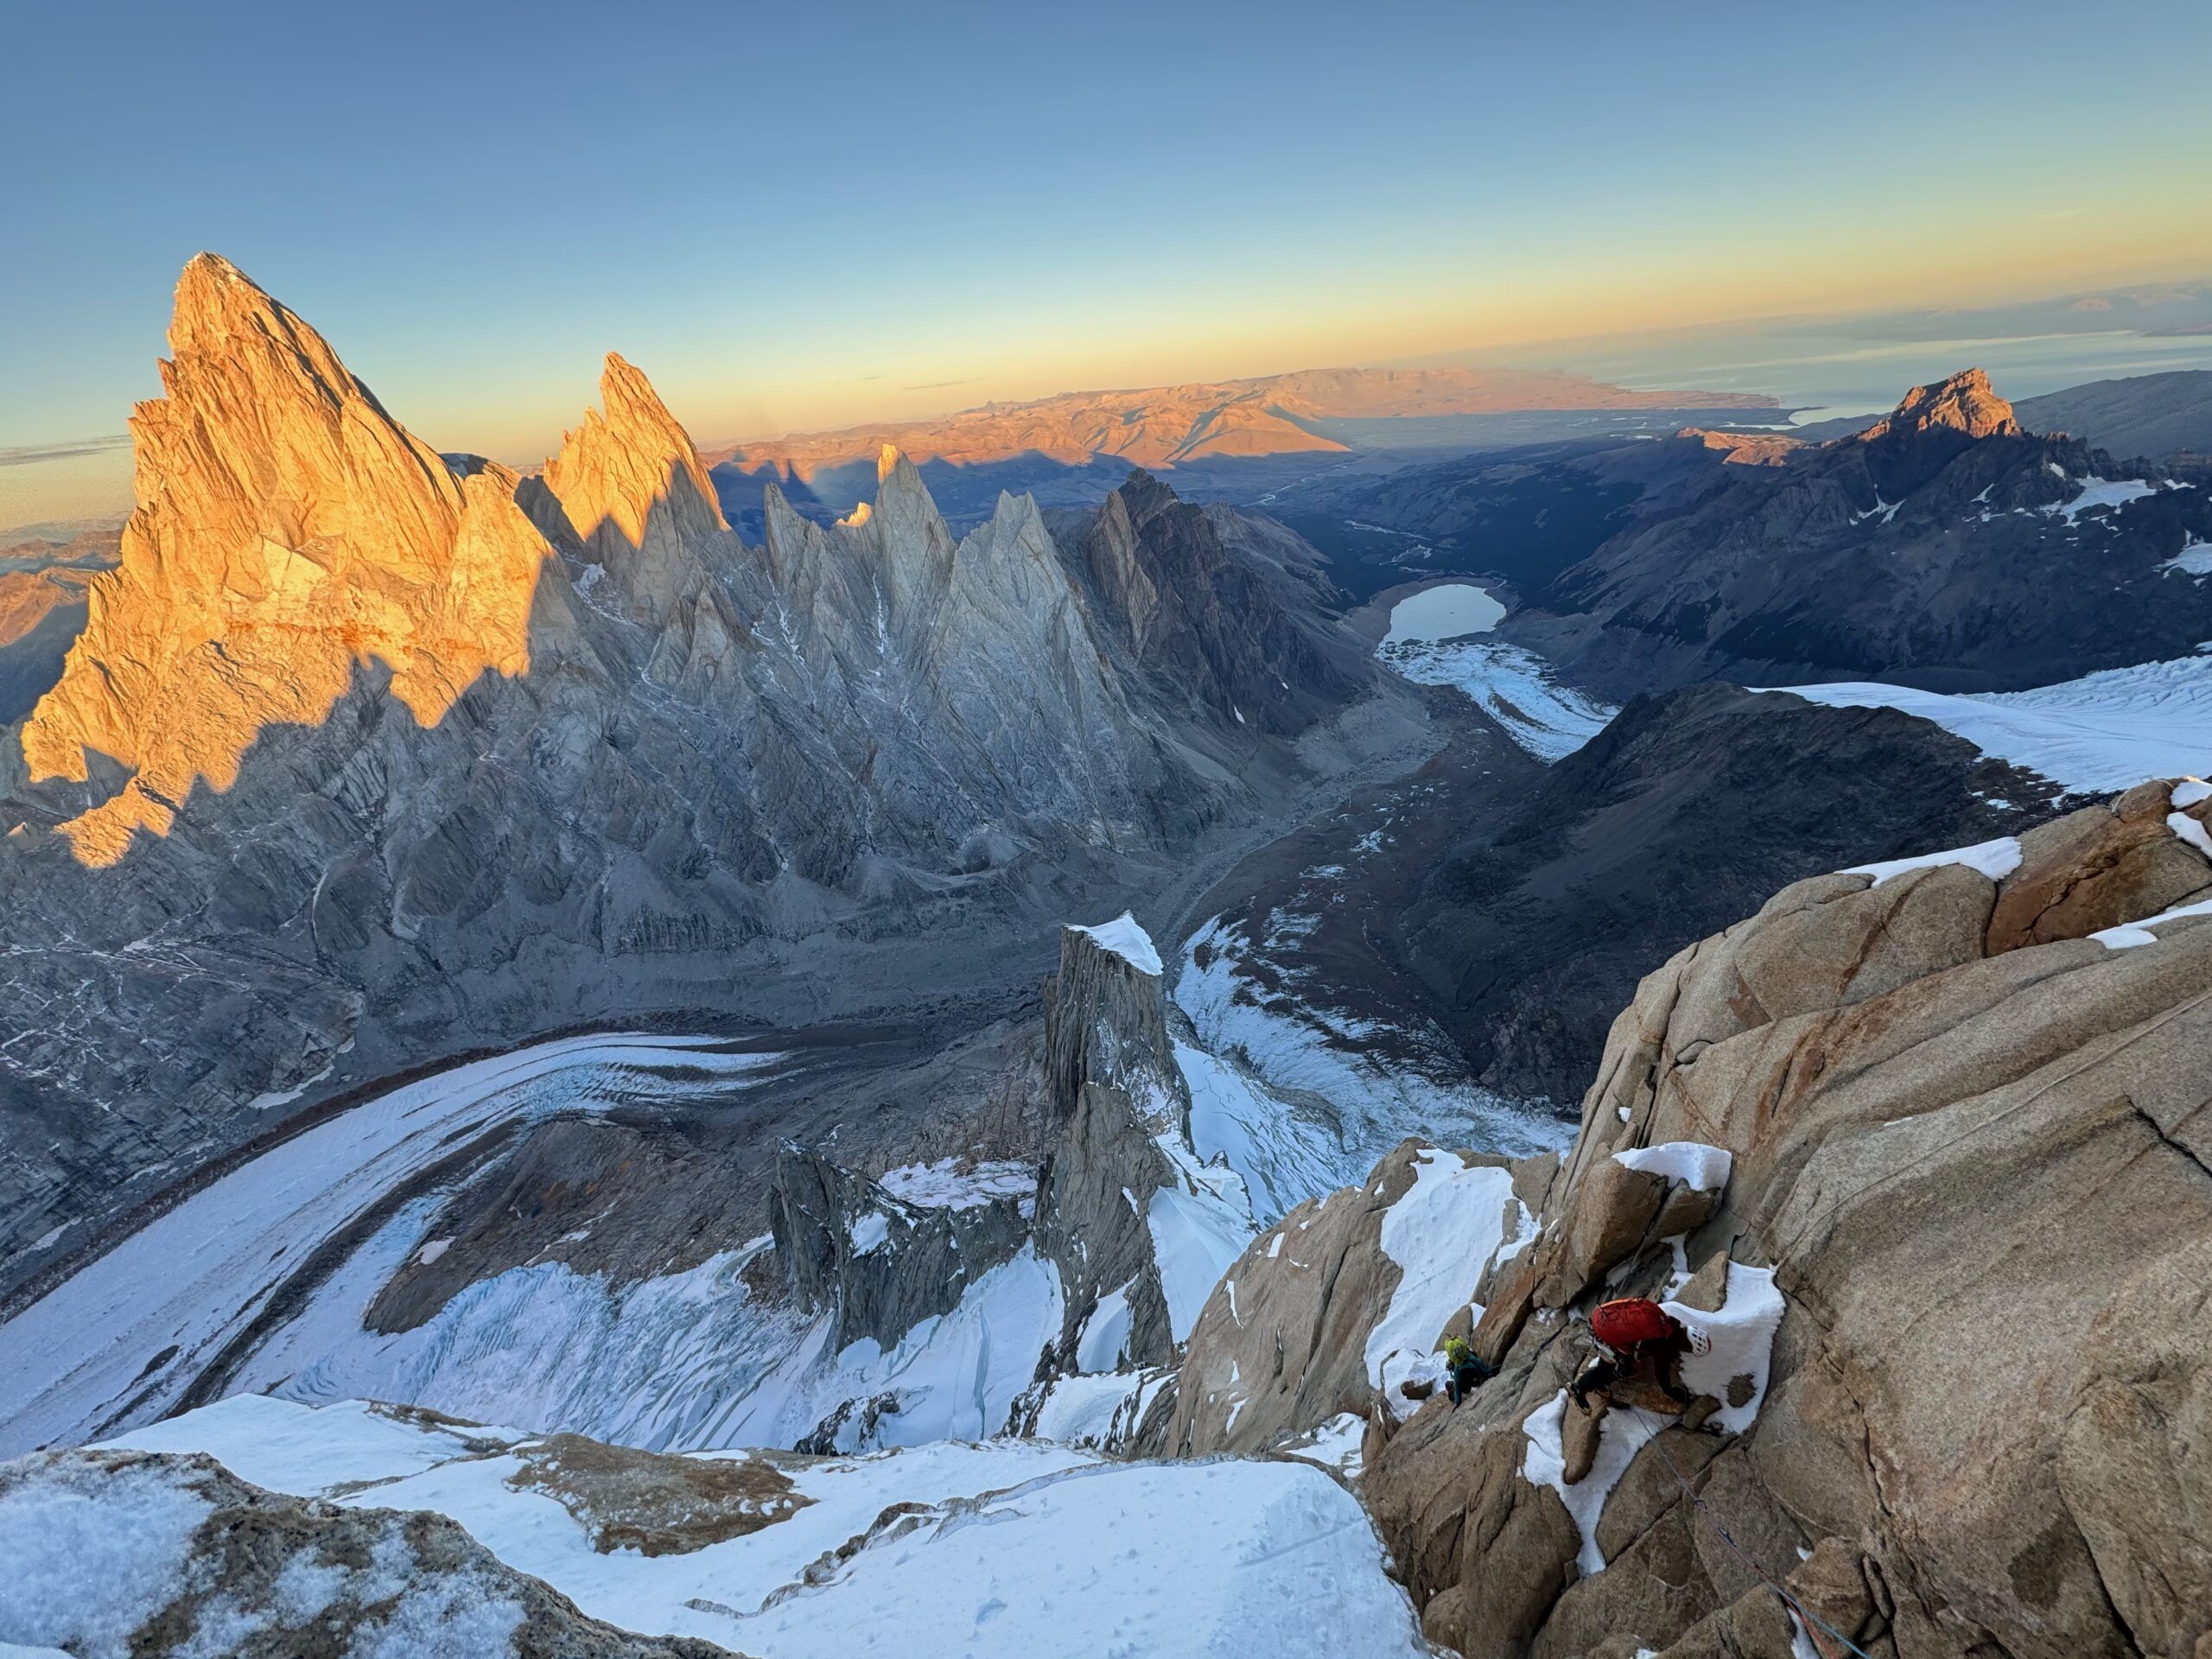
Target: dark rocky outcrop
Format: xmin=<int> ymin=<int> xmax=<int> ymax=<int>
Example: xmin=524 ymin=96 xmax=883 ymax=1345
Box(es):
xmin=1053 ymin=470 xmax=1370 ymax=736
xmin=1396 ymin=683 xmax=2062 ymax=1105
xmin=1192 ymin=681 xmax=2058 ymax=1116
xmin=766 ymin=1141 xmax=1027 ymax=1351
xmin=1031 ymin=921 xmax=1192 ymax=1371
xmin=365 ymin=1118 xmax=762 ymax=1337
xmin=1041 ymin=915 xmax=1188 ymax=1128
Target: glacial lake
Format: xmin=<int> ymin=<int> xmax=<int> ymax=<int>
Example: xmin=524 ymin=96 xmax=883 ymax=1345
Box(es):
xmin=1380 ymin=582 xmax=1505 ymax=645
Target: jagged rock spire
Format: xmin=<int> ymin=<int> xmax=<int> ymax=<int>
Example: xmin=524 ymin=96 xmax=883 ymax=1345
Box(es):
xmin=21 ymin=255 xmax=549 ymax=865
xmin=538 ymin=354 xmax=731 ymax=626
xmin=543 ymin=353 xmax=728 ymax=549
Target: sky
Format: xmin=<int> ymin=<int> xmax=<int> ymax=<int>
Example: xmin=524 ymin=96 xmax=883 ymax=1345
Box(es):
xmin=5 ymin=0 xmax=2212 ymax=525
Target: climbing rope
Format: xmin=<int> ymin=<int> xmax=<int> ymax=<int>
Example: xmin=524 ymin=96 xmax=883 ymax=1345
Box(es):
xmin=1624 ymin=1402 xmax=1879 ymax=1659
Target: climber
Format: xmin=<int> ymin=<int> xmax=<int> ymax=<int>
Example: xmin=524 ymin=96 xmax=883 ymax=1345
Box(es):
xmin=1441 ymin=1333 xmax=1492 ymax=1407
xmin=1569 ymin=1295 xmax=1706 ymax=1421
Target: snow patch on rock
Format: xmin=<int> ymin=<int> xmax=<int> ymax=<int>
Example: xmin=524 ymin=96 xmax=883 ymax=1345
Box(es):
xmin=0 ymin=1456 xmax=213 ymax=1659
xmin=1364 ymin=1150 xmax=1530 ymax=1418
xmin=2092 ymin=897 xmax=2212 ymax=950
xmin=2159 ymin=539 xmax=2212 ymax=578
xmin=847 ymin=1212 xmax=891 ymax=1255
xmin=1662 ymin=1262 xmax=1786 ymax=1434
xmin=1844 ymin=836 xmax=2022 ymax=887
xmin=2041 ymin=474 xmax=2158 ymax=523
xmin=1521 ymin=1389 xmax=1645 ymax=1576
xmin=2168 ymin=810 xmax=2212 ymax=858
xmin=1070 ymin=912 xmax=1163 ymax=976
xmin=876 ymin=1159 xmax=1036 ymax=1211
xmin=1612 ymin=1141 xmax=1733 ymax=1192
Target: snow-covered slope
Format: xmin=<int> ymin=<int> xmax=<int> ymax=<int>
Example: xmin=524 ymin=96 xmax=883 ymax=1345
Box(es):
xmin=1777 ymin=653 xmax=2212 ymax=793
xmin=94 ymin=1395 xmax=1430 ymax=1659
xmin=0 ymin=1035 xmax=785 ymax=1459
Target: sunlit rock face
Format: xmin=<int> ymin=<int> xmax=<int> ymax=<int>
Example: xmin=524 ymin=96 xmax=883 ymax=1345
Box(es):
xmin=1857 ymin=365 xmax=2022 ymax=444
xmin=0 ymin=256 xmax=1398 ymax=1303
xmin=21 ymin=255 xmax=550 ymax=865
xmin=536 ymin=352 xmax=729 ymax=627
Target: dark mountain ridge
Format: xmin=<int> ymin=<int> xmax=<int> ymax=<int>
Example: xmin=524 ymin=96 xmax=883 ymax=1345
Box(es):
xmin=1503 ymin=368 xmax=2212 ymax=695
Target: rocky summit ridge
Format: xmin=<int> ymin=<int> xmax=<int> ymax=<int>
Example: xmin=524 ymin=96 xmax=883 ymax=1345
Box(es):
xmin=1124 ymin=779 xmax=2212 ymax=1659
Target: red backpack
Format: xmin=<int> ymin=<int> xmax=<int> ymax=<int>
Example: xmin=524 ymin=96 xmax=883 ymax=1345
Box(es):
xmin=1591 ymin=1296 xmax=1677 ymax=1351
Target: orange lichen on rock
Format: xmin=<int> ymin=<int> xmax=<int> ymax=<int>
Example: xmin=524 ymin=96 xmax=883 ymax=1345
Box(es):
xmin=19 ymin=254 xmax=549 ymax=866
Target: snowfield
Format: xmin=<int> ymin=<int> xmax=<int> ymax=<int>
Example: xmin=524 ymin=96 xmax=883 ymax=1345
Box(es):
xmin=1843 ymin=836 xmax=2024 ymax=887
xmin=1775 ymin=654 xmax=2212 ymax=794
xmin=92 ymin=1396 xmax=1431 ymax=1659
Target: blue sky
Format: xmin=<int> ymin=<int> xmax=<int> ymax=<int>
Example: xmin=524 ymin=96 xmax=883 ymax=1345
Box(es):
xmin=5 ymin=0 xmax=2210 ymax=520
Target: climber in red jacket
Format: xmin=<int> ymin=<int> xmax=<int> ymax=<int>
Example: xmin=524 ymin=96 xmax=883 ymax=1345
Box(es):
xmin=1570 ymin=1296 xmax=1704 ymax=1417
